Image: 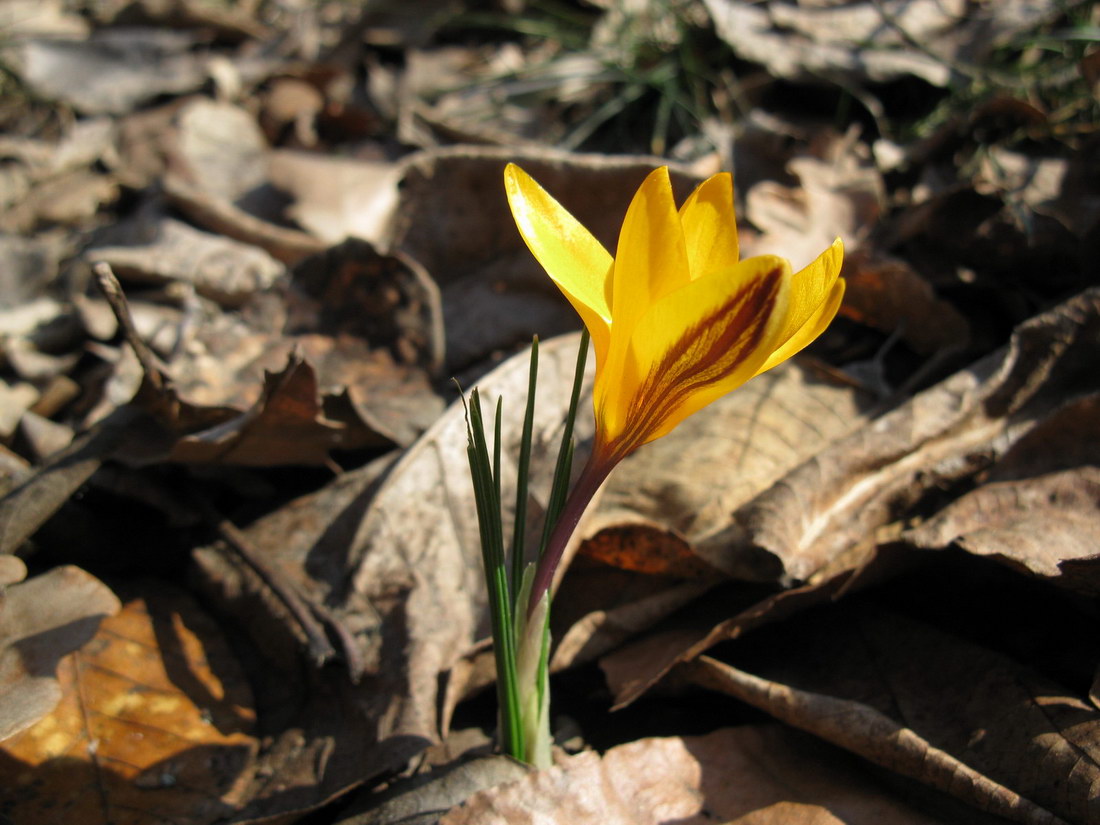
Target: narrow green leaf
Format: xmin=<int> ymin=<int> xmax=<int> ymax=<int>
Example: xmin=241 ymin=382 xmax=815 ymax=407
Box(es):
xmin=539 ymin=329 xmax=589 ymax=558
xmin=466 ymin=388 xmax=524 ymax=760
xmin=511 ymin=337 xmax=539 ymax=607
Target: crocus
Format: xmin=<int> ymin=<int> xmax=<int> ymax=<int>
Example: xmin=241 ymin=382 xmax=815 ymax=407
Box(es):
xmin=504 ymin=163 xmax=844 ymax=606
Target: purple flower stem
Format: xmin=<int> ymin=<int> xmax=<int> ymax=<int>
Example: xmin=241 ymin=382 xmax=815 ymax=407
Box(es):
xmin=527 ymin=453 xmax=615 ymax=618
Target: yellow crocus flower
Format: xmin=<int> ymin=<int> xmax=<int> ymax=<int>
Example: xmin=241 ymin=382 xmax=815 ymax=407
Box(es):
xmin=505 ymin=162 xmax=845 ymax=470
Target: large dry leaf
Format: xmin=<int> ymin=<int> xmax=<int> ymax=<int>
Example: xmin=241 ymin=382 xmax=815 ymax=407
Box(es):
xmin=550 ymin=362 xmax=874 ymax=672
xmin=341 ymin=333 xmax=595 ymax=730
xmin=0 ymin=583 xmax=256 ymax=824
xmin=684 ymin=602 xmax=1098 ymax=825
xmin=906 ymin=464 xmax=1100 ymax=591
xmin=188 ymin=453 xmax=430 ymax=823
xmin=189 ymin=336 xmax=594 ymax=820
xmin=441 ymin=725 xmax=944 ymax=825
xmin=738 ymin=288 xmax=1100 ymax=585
xmin=594 ymin=361 xmax=874 ymax=564
xmin=0 ymin=566 xmax=119 ymax=741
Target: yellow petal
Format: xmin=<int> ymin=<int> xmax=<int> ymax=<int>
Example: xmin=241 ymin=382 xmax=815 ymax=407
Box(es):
xmin=677 ymin=172 xmax=740 ymax=281
xmin=755 ymin=275 xmax=845 ymax=376
xmin=768 ymin=237 xmax=843 ymax=352
xmin=611 ymin=166 xmax=690 ymax=329
xmin=598 ymin=167 xmax=690 ymax=428
xmin=602 ymin=255 xmax=791 ymax=454
xmin=504 ymin=163 xmax=613 ymax=364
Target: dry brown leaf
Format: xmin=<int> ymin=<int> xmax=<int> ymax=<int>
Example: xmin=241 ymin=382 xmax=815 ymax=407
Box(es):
xmin=737 ymin=288 xmax=1100 ymax=585
xmin=169 ymin=99 xmax=268 ymax=203
xmin=164 ymin=175 xmax=326 ymax=265
xmin=267 ymin=150 xmax=402 ymax=247
xmin=169 ymin=353 xmax=351 ymax=466
xmin=683 ymin=603 xmax=1098 ymax=825
xmin=188 ymin=452 xmax=433 ymax=823
xmin=87 ymin=211 xmax=285 ymax=307
xmin=549 ymin=361 xmax=873 ymax=673
xmin=287 ymin=237 xmax=447 ymax=443
xmin=840 ymin=249 xmax=970 ymax=355
xmin=905 ymin=466 xmax=1100 ymax=589
xmin=550 ymin=569 xmax=714 ymax=674
xmin=0 ymin=583 xmax=256 ymax=824
xmin=703 ymin=0 xmax=957 ymax=86
xmin=0 ymin=566 xmax=120 ymax=742
xmin=741 ymin=134 xmax=883 ymax=271
xmin=392 ymin=147 xmax=701 ymax=369
xmin=0 ymin=169 xmax=119 ymax=233
xmin=4 ymin=31 xmax=211 ymax=115
xmin=599 ymin=550 xmax=912 ymax=709
xmin=703 ymin=0 xmax=1061 ymax=87
xmin=441 ymin=725 xmax=944 ymax=825
xmin=333 ymin=754 xmax=528 ymax=825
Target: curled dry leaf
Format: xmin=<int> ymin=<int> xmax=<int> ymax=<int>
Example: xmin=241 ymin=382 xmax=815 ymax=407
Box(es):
xmin=0 ymin=566 xmax=120 ymax=742
xmin=441 ymin=725 xmax=943 ymax=825
xmin=287 ymin=237 xmax=446 ymax=442
xmin=738 ymin=288 xmax=1100 ymax=585
xmin=684 ymin=599 xmax=1099 ymax=824
xmin=169 ymin=353 xmax=352 ymax=466
xmin=0 ymin=583 xmax=257 ymax=824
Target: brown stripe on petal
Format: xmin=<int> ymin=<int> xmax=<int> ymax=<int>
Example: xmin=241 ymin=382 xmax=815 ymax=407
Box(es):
xmin=608 ymin=265 xmax=783 ymax=460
